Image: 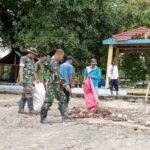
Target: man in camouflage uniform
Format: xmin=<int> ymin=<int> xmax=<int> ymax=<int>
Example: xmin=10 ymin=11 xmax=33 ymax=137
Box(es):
xmin=18 ymin=47 xmax=37 ymax=113
xmin=34 ymin=53 xmax=46 ymax=83
xmin=40 ymin=49 xmax=71 ymax=123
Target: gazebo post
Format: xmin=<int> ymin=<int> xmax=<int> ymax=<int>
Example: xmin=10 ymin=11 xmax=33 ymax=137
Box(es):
xmin=115 ymin=47 xmax=120 ymax=64
xmin=106 ymin=44 xmax=113 ymax=88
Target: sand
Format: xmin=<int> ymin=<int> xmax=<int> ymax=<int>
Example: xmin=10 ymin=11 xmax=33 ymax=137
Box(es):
xmin=0 ymin=94 xmax=150 ymax=150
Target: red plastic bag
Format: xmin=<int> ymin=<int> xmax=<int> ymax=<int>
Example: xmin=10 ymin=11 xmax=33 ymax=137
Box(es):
xmin=82 ymin=78 xmax=99 ymax=110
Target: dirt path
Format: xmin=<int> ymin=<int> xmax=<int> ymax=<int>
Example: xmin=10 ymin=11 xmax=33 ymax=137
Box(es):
xmin=0 ymin=94 xmax=150 ymax=150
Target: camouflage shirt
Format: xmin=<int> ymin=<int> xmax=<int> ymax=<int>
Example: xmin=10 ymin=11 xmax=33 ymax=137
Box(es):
xmin=43 ymin=56 xmax=67 ymax=87
xmin=19 ymin=55 xmax=35 ymax=86
xmin=34 ymin=60 xmax=45 ymax=82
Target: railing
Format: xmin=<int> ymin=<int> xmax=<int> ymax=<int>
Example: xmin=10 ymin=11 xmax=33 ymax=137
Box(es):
xmin=0 ymin=82 xmax=18 ymax=85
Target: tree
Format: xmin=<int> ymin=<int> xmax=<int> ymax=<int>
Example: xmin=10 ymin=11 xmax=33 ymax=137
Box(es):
xmin=120 ymin=0 xmax=150 ymax=82
xmin=128 ymin=0 xmax=150 ymax=4
xmin=120 ymin=53 xmax=148 ymax=82
xmin=0 ymin=0 xmax=149 ymax=82
xmin=128 ymin=0 xmax=150 ymax=9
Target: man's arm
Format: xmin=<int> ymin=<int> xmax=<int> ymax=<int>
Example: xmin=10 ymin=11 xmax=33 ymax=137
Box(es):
xmin=44 ymin=57 xmax=70 ymax=91
xmin=91 ymin=68 xmax=101 ymax=80
xmin=53 ymin=66 xmax=70 ymax=91
xmin=70 ymin=74 xmax=74 ymax=87
xmin=97 ymin=68 xmax=101 ymax=80
xmin=69 ymin=65 xmax=75 ymax=87
xmin=19 ymin=57 xmax=25 ymax=85
xmin=34 ymin=62 xmax=39 ymax=81
xmin=116 ymin=66 xmax=119 ymax=79
xmin=19 ymin=66 xmax=24 ymax=85
xmin=50 ymin=60 xmax=68 ymax=88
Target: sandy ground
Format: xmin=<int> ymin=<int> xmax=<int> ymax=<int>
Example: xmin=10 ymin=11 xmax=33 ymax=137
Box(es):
xmin=0 ymin=94 xmax=150 ymax=150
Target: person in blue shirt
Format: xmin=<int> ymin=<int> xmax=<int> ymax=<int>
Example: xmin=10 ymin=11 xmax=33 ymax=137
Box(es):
xmin=60 ymin=56 xmax=75 ymax=113
xmin=84 ymin=58 xmax=101 ymax=95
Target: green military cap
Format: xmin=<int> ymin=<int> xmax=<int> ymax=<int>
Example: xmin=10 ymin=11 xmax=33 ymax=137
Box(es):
xmin=27 ymin=47 xmax=38 ymax=55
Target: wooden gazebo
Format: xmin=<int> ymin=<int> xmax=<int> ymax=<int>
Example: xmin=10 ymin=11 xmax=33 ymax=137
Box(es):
xmin=103 ymin=27 xmax=150 ymax=93
xmin=0 ymin=49 xmax=24 ymax=82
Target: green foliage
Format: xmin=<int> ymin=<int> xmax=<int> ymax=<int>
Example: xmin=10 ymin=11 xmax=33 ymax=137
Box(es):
xmin=128 ymin=0 xmax=150 ymax=9
xmin=120 ymin=53 xmax=148 ymax=82
xmin=0 ymin=0 xmax=150 ymax=82
xmin=12 ymin=0 xmax=102 ymax=65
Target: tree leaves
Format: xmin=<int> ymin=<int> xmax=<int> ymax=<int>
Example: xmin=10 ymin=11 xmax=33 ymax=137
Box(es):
xmin=0 ymin=0 xmax=149 ymax=81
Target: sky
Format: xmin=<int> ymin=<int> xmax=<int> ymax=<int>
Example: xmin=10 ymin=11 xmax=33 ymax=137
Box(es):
xmin=0 ymin=38 xmax=11 ymax=58
xmin=0 ymin=47 xmax=11 ymax=58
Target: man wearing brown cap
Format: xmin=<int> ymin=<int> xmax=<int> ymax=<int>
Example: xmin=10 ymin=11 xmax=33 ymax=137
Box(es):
xmin=18 ymin=47 xmax=37 ymax=114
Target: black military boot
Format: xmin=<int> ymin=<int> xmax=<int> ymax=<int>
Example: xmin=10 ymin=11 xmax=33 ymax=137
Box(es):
xmin=40 ymin=108 xmax=50 ymax=124
xmin=18 ymin=96 xmax=26 ymax=113
xmin=27 ymin=97 xmax=36 ymax=114
xmin=66 ymin=103 xmax=72 ymax=116
xmin=58 ymin=103 xmax=72 ymax=121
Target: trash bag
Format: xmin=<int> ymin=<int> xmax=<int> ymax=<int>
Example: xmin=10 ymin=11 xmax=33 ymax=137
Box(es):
xmin=82 ymin=78 xmax=99 ymax=110
xmin=25 ymin=82 xmax=45 ymax=112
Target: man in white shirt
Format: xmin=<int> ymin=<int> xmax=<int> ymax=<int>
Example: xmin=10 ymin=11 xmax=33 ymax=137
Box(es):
xmin=109 ymin=59 xmax=119 ymax=95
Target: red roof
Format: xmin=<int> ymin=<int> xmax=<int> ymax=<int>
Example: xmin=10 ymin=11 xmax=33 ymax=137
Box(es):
xmin=110 ymin=27 xmax=150 ymax=41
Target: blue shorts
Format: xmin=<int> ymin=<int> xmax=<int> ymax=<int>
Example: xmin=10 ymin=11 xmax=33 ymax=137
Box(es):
xmin=110 ymin=79 xmax=119 ymax=90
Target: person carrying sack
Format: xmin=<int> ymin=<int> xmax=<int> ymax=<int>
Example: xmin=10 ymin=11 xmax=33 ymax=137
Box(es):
xmin=83 ymin=58 xmax=101 ymax=110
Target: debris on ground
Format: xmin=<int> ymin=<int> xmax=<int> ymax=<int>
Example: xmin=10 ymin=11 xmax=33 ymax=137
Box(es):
xmin=107 ymin=113 xmax=128 ymax=121
xmin=71 ymin=107 xmax=112 ymax=119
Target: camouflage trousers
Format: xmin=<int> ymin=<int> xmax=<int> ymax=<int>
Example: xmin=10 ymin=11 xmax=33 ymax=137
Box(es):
xmin=18 ymin=84 xmax=34 ymax=112
xmin=23 ymin=84 xmax=33 ymax=98
xmin=41 ymin=84 xmax=67 ymax=116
